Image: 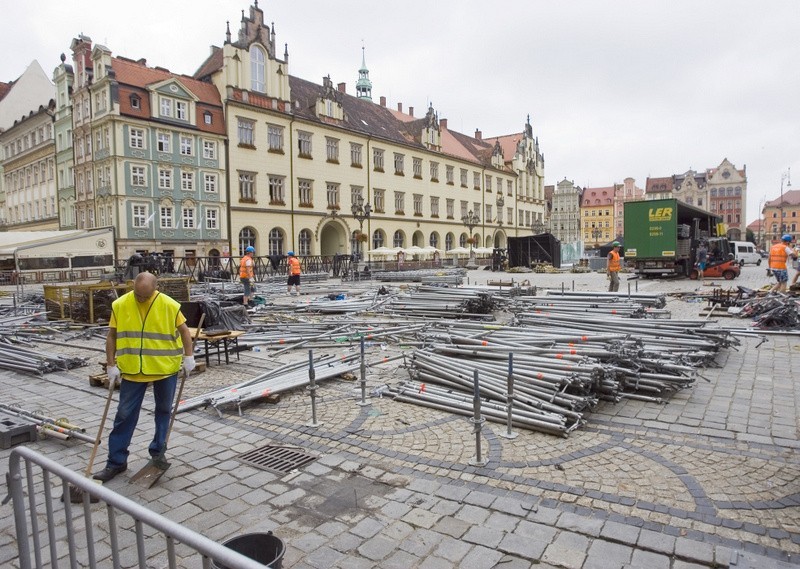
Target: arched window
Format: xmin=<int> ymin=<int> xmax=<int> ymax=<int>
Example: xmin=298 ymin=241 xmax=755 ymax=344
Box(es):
xmin=268 ymin=227 xmax=283 ymax=256
xmin=299 ymin=229 xmax=312 ymax=256
xmin=372 ymin=229 xmax=384 ymax=249
xmin=393 ymin=230 xmax=405 ymax=248
xmin=429 ymin=232 xmax=439 ymax=249
xmin=250 ymin=45 xmax=266 ymax=93
xmin=445 ymin=233 xmax=454 ymax=250
xmin=239 ymin=227 xmax=256 ymax=255
xmin=459 ymin=233 xmax=467 ymax=248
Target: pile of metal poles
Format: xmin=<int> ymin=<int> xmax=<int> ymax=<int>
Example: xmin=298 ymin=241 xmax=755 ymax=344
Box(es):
xmin=385 ymin=286 xmax=500 ymax=319
xmin=738 ymin=294 xmax=800 ymax=329
xmin=0 ymin=403 xmax=94 ymax=443
xmin=376 ymin=269 xmax=466 ymax=283
xmin=178 ymin=353 xmax=361 ymax=416
xmin=543 ymin=289 xmax=667 ymax=309
xmin=391 ymin=304 xmax=736 ymax=435
xmin=0 ymin=337 xmax=87 ymax=376
xmin=240 ymin=321 xmax=428 ymax=352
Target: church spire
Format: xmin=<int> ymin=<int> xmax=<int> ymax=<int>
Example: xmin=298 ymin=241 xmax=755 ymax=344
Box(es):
xmin=356 ymin=44 xmax=372 ymax=101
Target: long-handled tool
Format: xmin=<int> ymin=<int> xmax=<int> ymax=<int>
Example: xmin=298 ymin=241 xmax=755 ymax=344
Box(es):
xmin=64 ymin=376 xmax=117 ymax=503
xmin=130 ymin=316 xmax=203 ymax=488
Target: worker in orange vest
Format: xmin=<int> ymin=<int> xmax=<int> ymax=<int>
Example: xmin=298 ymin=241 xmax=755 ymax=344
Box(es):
xmin=607 ymin=241 xmax=621 ymax=292
xmin=769 ymin=235 xmax=797 ymax=293
xmin=239 ymin=246 xmax=255 ymax=305
xmin=287 ymin=251 xmax=302 ymax=296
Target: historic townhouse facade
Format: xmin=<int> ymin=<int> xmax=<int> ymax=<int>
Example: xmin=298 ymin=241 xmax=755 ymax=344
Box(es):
xmin=193 ymin=3 xmax=545 ymax=259
xmin=0 ymin=100 xmax=59 ymax=230
xmin=550 ymin=178 xmax=582 ymax=243
xmin=68 ymin=37 xmax=228 ymax=260
xmin=643 ymin=159 xmax=746 ymax=240
xmin=53 ymin=54 xmax=76 ymax=229
xmin=580 ymin=186 xmax=615 ymax=247
xmin=763 ymin=189 xmax=800 ymax=244
xmin=611 ymin=177 xmax=644 ymax=238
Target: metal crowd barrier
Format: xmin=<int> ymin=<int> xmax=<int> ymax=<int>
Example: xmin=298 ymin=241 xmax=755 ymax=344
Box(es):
xmin=7 ymin=446 xmax=268 ymax=569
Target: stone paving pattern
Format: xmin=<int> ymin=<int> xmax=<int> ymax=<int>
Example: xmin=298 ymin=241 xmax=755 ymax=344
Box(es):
xmin=0 ymin=265 xmax=798 ymax=568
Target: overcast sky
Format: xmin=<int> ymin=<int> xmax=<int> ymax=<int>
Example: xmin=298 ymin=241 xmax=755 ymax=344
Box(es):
xmin=3 ymin=0 xmax=798 ymax=225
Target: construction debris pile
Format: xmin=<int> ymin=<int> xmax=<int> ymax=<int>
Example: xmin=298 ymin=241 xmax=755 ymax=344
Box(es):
xmin=737 ymin=294 xmax=800 ymax=329
xmin=390 ymin=293 xmax=737 ymax=437
xmin=386 ymin=286 xmax=501 ymax=319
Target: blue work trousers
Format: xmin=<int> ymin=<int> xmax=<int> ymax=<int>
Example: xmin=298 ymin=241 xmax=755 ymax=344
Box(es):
xmin=105 ymin=374 xmax=178 ymax=469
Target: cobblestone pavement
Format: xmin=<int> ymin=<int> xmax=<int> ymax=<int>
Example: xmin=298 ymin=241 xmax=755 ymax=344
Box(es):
xmin=0 ymin=264 xmax=798 ymax=568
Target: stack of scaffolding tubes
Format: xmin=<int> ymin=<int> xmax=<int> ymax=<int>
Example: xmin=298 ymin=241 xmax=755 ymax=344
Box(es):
xmin=0 ymin=403 xmax=94 ymax=443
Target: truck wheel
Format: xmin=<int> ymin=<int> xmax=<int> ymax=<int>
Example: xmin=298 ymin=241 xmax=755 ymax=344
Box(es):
xmin=756 ymin=259 xmax=761 ymax=266
xmin=723 ymin=270 xmax=736 ymax=280
xmin=689 ymin=269 xmax=699 ymax=280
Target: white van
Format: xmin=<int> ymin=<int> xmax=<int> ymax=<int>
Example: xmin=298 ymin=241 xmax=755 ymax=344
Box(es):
xmin=731 ymin=241 xmax=761 ymax=266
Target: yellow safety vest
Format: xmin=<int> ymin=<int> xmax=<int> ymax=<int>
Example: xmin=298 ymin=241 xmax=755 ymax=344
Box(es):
xmin=113 ymin=292 xmax=183 ymax=378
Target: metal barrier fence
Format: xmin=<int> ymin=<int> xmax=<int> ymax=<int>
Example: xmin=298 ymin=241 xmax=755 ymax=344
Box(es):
xmin=7 ymin=446 xmax=268 ymax=569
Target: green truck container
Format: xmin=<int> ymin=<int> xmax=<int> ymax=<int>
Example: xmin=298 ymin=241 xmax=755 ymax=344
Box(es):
xmin=623 ymin=198 xmax=733 ymax=278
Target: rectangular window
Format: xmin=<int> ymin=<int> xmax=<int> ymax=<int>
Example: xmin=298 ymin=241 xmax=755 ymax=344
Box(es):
xmin=160 ymin=98 xmax=172 ymax=118
xmin=373 ymin=148 xmax=384 ymax=172
xmin=350 ymin=143 xmax=362 ymax=167
xmin=160 ymin=206 xmax=173 ymax=229
xmin=131 ymin=165 xmax=145 ymax=186
xmin=373 ymin=188 xmax=385 ymax=213
xmin=351 ymin=185 xmax=363 ymax=207
xmin=180 ymin=135 xmax=193 ymax=156
xmin=486 ymin=176 xmax=492 ymax=192
xmin=507 ymin=180 xmax=513 ymax=196
xmin=202 ymin=140 xmax=217 ymax=160
xmin=473 ymin=172 xmax=481 ymax=190
xmin=413 ymin=157 xmax=422 ymax=179
xmin=129 ymin=128 xmax=144 ymax=149
xmin=298 ymin=179 xmax=313 ymax=206
xmin=239 ymin=171 xmax=256 ymax=202
xmin=485 ymin=204 xmax=492 ymax=222
xmin=267 ymin=124 xmax=284 ymax=152
xmin=394 ymin=153 xmax=404 ymax=175
xmin=132 ymin=204 xmax=148 ymax=228
xmin=181 ymin=171 xmax=194 ymax=191
xmin=206 ymin=208 xmax=218 ymax=229
xmin=461 ymin=200 xmax=468 ymax=218
xmin=430 ymin=196 xmax=439 ymax=217
xmin=460 ymin=168 xmax=468 ymax=187
xmin=176 ymin=101 xmax=187 ymax=120
xmin=203 ymin=173 xmax=218 ymax=193
xmin=394 ymin=191 xmax=405 ymax=214
xmin=158 ymin=169 xmax=172 ymax=189
xmin=446 ymin=199 xmax=454 ymax=219
xmin=507 ymin=207 xmax=513 ymax=224
xmin=413 ymin=194 xmax=423 ymax=216
xmin=430 ymin=161 xmax=439 ymax=182
xmin=238 ymin=118 xmax=255 ymax=147
xmin=182 ymin=207 xmax=195 ymax=229
xmin=297 ymin=131 xmax=312 ymax=157
xmin=157 ymin=132 xmax=171 ymax=153
xmin=326 ymin=137 xmax=339 ymax=163
xmin=326 ymin=182 xmax=340 ymax=209
xmin=269 ymin=176 xmax=285 ymax=204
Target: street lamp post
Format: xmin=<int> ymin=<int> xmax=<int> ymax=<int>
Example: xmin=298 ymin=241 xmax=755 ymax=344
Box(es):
xmin=351 ymin=194 xmax=372 ymax=264
xmin=779 ymin=169 xmax=791 ymax=239
xmin=591 ymin=227 xmax=602 ymax=248
xmin=462 ymin=210 xmax=480 ymax=267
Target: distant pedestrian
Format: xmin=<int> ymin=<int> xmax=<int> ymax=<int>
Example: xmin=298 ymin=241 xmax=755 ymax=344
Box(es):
xmin=607 ymin=241 xmax=621 ymax=292
xmin=287 ymin=251 xmax=301 ymax=295
xmin=768 ymin=235 xmax=797 ymax=293
xmin=239 ymin=246 xmax=255 ymax=305
xmin=696 ymin=241 xmax=708 ymax=280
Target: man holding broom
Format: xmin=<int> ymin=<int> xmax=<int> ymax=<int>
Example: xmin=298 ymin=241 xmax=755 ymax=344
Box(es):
xmin=93 ymin=272 xmax=195 ymax=482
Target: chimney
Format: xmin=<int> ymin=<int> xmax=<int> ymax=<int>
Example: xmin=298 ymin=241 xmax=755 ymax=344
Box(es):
xmin=475 ymin=129 xmax=482 ymax=140
xmin=440 ymin=118 xmax=447 ymax=130
xmin=379 ymin=96 xmax=386 ymax=107
xmin=408 ymin=106 xmax=414 ymax=117
xmin=337 ymin=82 xmax=346 ymax=93
xmin=397 ymin=102 xmax=403 ymax=112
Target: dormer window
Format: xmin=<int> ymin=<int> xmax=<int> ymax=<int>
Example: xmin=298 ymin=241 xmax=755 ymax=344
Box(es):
xmin=130 ymin=95 xmax=141 ymax=110
xmin=203 ymin=111 xmax=212 ymax=125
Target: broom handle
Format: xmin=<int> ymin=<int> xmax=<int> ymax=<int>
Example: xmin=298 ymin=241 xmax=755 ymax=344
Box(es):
xmin=164 ymin=314 xmax=204 ymax=445
xmin=84 ymin=377 xmax=117 ymax=477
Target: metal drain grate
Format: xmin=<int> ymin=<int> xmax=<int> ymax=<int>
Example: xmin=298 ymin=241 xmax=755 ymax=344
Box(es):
xmin=237 ymin=445 xmax=318 ymax=474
